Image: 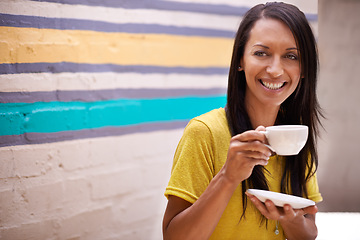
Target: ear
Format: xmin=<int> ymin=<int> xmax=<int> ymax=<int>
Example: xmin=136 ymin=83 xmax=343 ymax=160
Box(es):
xmin=238 ymin=59 xmax=244 ymax=72
xmin=238 ymin=59 xmax=244 ymax=71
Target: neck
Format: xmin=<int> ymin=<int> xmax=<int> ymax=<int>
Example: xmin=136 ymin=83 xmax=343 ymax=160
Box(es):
xmin=246 ymin=102 xmax=280 ymax=128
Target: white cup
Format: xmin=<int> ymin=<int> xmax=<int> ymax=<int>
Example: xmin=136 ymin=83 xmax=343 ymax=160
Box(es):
xmin=262 ymin=125 xmax=308 ymax=156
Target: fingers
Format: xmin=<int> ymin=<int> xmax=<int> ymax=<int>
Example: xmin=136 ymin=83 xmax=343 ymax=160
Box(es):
xmin=224 ymin=128 xmax=272 ymax=182
xmin=246 ymin=193 xmax=318 ymax=222
xmin=283 ymin=205 xmax=318 ymax=218
xmin=232 ymin=129 xmax=267 ymax=143
xmin=230 ymin=129 xmax=272 ymax=160
xmin=245 ymin=193 xmax=277 ymax=220
xmin=229 ymin=140 xmax=271 ymax=161
xmin=282 ymin=204 xmax=297 ymax=219
xmin=303 ymin=205 xmax=318 ymax=215
xmin=247 ymin=196 xmax=292 ymax=221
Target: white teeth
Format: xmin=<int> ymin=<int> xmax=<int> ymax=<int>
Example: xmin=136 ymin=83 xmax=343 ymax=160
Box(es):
xmin=261 ymin=80 xmax=284 ymax=90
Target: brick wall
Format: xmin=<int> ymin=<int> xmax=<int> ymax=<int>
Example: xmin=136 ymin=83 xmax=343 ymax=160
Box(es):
xmin=0 ymin=131 xmax=183 ymax=239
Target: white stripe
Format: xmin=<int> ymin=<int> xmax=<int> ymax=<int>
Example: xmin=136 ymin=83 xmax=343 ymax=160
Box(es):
xmin=0 ymin=72 xmax=228 ymax=92
xmin=0 ymin=129 xmax=184 ymax=153
xmin=0 ymin=0 xmax=240 ymax=32
xmin=0 ymin=128 xmax=183 ymax=184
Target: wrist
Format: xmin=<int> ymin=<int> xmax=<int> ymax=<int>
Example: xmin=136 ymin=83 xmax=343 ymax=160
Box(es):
xmin=216 ymin=167 xmax=241 ymax=191
xmin=279 ymin=213 xmax=317 ymax=240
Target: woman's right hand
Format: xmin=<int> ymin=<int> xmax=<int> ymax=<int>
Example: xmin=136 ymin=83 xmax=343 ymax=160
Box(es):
xmin=222 ymin=126 xmax=272 ymax=185
xmin=163 ymin=126 xmax=273 ymax=240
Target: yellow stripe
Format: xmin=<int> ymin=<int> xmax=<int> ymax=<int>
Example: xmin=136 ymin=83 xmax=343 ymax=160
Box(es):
xmin=0 ymin=27 xmax=233 ymax=67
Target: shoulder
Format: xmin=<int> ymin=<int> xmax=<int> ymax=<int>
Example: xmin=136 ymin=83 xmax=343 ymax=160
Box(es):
xmin=191 ymin=108 xmax=228 ymax=133
xmin=195 ymin=107 xmax=226 ymax=122
xmin=182 ymin=108 xmax=231 ymax=146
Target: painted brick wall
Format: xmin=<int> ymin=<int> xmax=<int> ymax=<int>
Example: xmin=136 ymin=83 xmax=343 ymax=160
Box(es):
xmin=0 ymin=1 xmax=317 ymax=239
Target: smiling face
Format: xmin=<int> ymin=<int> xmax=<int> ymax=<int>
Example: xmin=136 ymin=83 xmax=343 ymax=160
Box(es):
xmin=241 ymin=18 xmax=301 ymax=111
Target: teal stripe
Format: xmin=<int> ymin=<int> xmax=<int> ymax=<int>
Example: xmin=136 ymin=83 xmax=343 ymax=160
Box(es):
xmin=0 ymin=96 xmax=226 ymax=136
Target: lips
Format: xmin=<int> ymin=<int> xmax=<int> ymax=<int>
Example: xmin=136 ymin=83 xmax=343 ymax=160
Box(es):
xmin=260 ymin=79 xmax=285 ymax=90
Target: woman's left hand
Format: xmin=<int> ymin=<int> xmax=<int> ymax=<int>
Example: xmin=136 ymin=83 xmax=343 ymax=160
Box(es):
xmin=246 ymin=192 xmax=318 ymax=240
xmin=245 ymin=192 xmax=318 ymax=221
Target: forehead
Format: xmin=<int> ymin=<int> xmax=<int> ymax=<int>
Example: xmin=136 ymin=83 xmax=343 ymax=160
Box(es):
xmin=247 ymin=18 xmax=297 ymax=49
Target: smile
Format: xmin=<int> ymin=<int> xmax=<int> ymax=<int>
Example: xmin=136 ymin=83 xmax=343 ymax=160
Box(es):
xmin=260 ymin=80 xmax=285 ymax=90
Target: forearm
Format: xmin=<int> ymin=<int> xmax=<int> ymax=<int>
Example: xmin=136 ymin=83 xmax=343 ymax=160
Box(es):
xmin=164 ymin=170 xmax=238 ymax=240
xmin=280 ymin=214 xmax=318 ymax=240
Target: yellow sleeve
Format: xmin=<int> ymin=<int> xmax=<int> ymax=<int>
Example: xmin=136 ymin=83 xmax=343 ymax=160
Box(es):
xmin=165 ymin=118 xmax=215 ymax=204
xmin=306 ymin=171 xmax=323 ymax=203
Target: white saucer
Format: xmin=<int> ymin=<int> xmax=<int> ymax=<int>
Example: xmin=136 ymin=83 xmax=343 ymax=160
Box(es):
xmin=246 ymin=189 xmax=315 ymax=209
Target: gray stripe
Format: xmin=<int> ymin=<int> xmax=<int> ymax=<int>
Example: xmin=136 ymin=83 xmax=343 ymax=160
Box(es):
xmin=0 ymin=121 xmax=188 ymax=147
xmin=0 ymin=88 xmax=227 ymax=103
xmin=30 ymin=0 xmax=249 ymax=16
xmin=0 ymin=13 xmax=235 ymax=38
xmin=0 ymin=62 xmax=229 ymax=75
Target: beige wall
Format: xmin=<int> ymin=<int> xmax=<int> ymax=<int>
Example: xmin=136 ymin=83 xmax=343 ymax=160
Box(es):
xmin=317 ymin=0 xmax=360 ymax=211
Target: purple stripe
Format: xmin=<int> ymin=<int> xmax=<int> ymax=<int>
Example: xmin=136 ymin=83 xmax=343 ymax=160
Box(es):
xmin=0 ymin=13 xmax=235 ymax=38
xmin=0 ymin=62 xmax=229 ymax=75
xmin=0 ymin=88 xmax=227 ymax=103
xmin=0 ymin=121 xmax=188 ymax=147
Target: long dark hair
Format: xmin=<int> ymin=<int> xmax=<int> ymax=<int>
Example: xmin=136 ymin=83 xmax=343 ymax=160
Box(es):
xmin=226 ymin=2 xmax=323 ymax=219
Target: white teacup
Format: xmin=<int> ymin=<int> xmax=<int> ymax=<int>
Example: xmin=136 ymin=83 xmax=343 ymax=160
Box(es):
xmin=262 ymin=125 xmax=308 ymax=156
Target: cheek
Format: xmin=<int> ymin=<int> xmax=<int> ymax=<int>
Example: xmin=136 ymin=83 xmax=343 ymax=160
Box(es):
xmin=244 ymin=70 xmax=257 ymax=87
xmin=289 ymin=74 xmax=301 ymax=94
xmin=290 ymin=65 xmax=302 ymax=79
xmin=288 ymin=65 xmax=301 ymax=85
xmin=243 ymin=63 xmax=263 ymax=80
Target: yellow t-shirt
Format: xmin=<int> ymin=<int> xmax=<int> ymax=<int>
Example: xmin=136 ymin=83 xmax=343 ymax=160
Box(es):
xmin=165 ymin=108 xmax=323 ymax=239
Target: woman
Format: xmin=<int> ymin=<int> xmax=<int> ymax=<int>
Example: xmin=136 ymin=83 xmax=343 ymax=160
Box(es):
xmin=163 ymin=2 xmax=323 ymax=239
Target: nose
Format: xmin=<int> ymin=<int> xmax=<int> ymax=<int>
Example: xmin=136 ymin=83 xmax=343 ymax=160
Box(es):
xmin=266 ymin=57 xmax=284 ymax=78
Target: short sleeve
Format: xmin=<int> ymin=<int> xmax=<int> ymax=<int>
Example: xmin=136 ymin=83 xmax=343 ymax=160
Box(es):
xmin=165 ymin=119 xmax=216 ymax=204
xmin=306 ymin=171 xmax=323 ymax=203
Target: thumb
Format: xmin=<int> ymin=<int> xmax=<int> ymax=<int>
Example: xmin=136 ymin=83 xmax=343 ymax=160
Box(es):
xmin=303 ymin=205 xmax=318 ymax=215
xmin=255 ymin=125 xmax=266 ymax=132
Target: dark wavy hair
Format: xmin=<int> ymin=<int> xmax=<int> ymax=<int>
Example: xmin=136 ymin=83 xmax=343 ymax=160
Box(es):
xmin=225 ymin=2 xmax=323 ymax=219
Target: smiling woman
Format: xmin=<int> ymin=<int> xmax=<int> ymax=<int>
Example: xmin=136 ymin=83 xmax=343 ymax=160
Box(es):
xmin=163 ymin=2 xmax=323 ymax=240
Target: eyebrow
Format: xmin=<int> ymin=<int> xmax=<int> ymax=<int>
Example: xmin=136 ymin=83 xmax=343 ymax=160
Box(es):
xmin=252 ymin=44 xmax=298 ymax=51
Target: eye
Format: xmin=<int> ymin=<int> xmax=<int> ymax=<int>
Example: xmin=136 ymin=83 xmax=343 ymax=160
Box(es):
xmin=254 ymin=51 xmax=267 ymax=57
xmin=285 ymin=53 xmax=298 ymax=60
